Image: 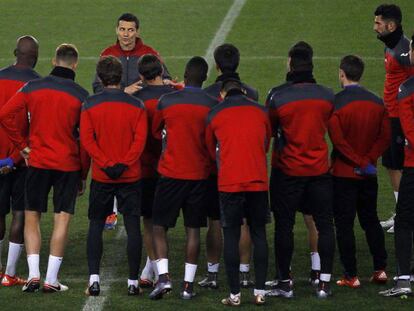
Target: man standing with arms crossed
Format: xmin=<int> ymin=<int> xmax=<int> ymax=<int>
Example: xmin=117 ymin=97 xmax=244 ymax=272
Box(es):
xmin=0 ymin=44 xmax=89 ymax=293
xmin=0 ymin=36 xmax=40 ymax=287
xmin=374 ymin=4 xmax=414 ymax=233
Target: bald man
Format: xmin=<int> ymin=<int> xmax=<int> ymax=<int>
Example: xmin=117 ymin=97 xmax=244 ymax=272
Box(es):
xmin=0 ymin=36 xmax=40 ymax=287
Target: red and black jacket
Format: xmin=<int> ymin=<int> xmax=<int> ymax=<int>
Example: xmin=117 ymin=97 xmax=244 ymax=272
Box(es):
xmin=383 ymin=34 xmax=414 ymax=118
xmin=93 ymin=38 xmax=170 ymax=93
xmin=268 ymin=77 xmax=334 ymax=176
xmin=328 ymin=85 xmax=390 ymax=178
xmin=133 ymin=85 xmax=175 ymax=178
xmin=205 ymin=90 xmax=271 ymax=192
xmin=81 ymin=88 xmax=147 ymax=183
xmin=0 ymin=65 xmax=40 ymax=165
xmin=0 ymin=67 xmax=90 ymax=179
xmin=152 ymin=87 xmax=218 ymax=180
xmin=204 ymin=72 xmax=259 ymax=101
xmin=398 ymin=77 xmax=414 ymax=168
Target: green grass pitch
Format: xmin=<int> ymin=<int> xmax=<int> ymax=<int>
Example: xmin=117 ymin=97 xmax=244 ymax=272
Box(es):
xmin=1 ymin=0 xmax=414 ymax=310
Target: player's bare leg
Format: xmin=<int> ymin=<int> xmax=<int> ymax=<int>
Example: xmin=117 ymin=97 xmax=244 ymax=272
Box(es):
xmin=304 ymin=214 xmax=320 ymax=285
xmin=22 ymin=211 xmax=41 ymax=292
xmin=182 ymin=227 xmax=200 ymax=299
xmin=239 ymin=220 xmax=253 ymax=288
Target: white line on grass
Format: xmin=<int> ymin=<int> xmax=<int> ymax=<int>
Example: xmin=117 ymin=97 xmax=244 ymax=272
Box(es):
xmin=82 ymin=226 xmax=126 ymax=311
xmin=204 ymin=0 xmax=247 ymax=76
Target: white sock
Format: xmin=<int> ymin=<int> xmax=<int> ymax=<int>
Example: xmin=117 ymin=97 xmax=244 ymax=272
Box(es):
xmin=151 ymin=260 xmax=159 ymax=281
xmin=45 ymin=255 xmax=63 ymax=285
xmin=0 ymin=239 xmax=3 ymax=270
xmin=394 ymin=192 xmax=398 ymax=203
xmin=230 ymin=292 xmax=241 ymax=300
xmin=184 ymin=263 xmax=197 ymax=283
xmin=113 ymin=197 xmax=118 ymax=214
xmin=320 ymin=273 xmax=331 ymax=282
xmin=140 ymin=257 xmax=153 ymax=280
xmin=254 ymin=289 xmax=266 ymax=296
xmin=310 ymin=252 xmax=321 ymax=271
xmin=128 ymin=279 xmax=138 ymax=287
xmin=399 ymin=275 xmax=410 ymax=280
xmin=5 ymin=242 xmax=24 ymax=276
xmin=240 ymin=264 xmax=249 ymax=273
xmin=89 ymin=274 xmax=100 ymax=285
xmin=208 ymin=262 xmax=219 ymax=273
xmin=156 ymin=258 xmax=169 ymax=275
xmin=27 ymin=254 xmax=40 ymax=279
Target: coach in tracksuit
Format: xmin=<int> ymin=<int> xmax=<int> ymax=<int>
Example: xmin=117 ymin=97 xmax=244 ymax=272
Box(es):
xmin=268 ymin=44 xmax=335 ymax=299
xmin=329 ymin=55 xmax=389 ymax=288
xmin=206 ymin=79 xmax=271 ymax=306
xmin=81 ymin=56 xmax=147 ymax=296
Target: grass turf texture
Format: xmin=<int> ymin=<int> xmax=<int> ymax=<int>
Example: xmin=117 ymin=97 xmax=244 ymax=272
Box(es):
xmin=0 ymin=0 xmax=414 ymax=309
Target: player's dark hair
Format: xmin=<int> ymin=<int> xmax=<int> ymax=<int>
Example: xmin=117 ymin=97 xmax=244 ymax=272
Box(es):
xmin=118 ymin=13 xmax=140 ymax=29
xmin=411 ymin=33 xmax=414 ymax=49
xmin=55 ymin=43 xmax=78 ymax=66
xmin=340 ymin=55 xmax=364 ymax=82
xmin=288 ymin=43 xmax=313 ymax=72
xmin=292 ymin=41 xmax=314 ymax=57
xmin=214 ymin=43 xmax=240 ymax=73
xmin=220 ymin=78 xmax=242 ymax=93
xmin=374 ymin=4 xmax=402 ymax=26
xmin=184 ymin=56 xmax=208 ymax=86
xmin=138 ymin=54 xmax=163 ymax=80
xmin=97 ymin=56 xmax=123 ymax=86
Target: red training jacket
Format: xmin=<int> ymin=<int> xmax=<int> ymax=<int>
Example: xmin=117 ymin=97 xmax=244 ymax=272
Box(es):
xmin=0 ymin=65 xmax=40 ymax=165
xmin=0 ymin=70 xmax=90 ymax=178
xmin=152 ymin=87 xmax=218 ymax=180
xmin=133 ymin=85 xmax=175 ymax=178
xmin=80 ymin=88 xmax=147 ymax=183
xmin=398 ymin=77 xmax=414 ymax=168
xmin=268 ymin=82 xmax=334 ymax=176
xmin=205 ymin=91 xmax=271 ymax=192
xmin=328 ymin=85 xmax=390 ymax=178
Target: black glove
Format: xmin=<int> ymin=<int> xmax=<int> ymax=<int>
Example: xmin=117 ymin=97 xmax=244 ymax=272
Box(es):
xmin=101 ymin=163 xmax=128 ymax=180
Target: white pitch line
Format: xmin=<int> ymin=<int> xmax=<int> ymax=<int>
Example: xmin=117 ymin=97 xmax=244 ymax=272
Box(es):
xmin=204 ymin=0 xmax=247 ymax=76
xmin=82 ymin=226 xmax=126 ymax=311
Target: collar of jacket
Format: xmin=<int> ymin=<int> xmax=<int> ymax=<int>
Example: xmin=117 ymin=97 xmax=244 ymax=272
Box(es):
xmin=50 ymin=66 xmax=75 ymax=80
xmin=286 ymin=70 xmax=316 ymax=84
xmin=225 ymin=88 xmax=245 ymax=98
xmin=216 ymin=72 xmax=241 ymax=83
xmin=115 ymin=37 xmax=145 ymax=55
xmin=378 ymin=26 xmax=403 ymax=49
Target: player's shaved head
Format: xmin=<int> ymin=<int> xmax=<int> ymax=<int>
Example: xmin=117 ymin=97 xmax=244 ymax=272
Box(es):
xmin=14 ymin=35 xmax=39 ymax=68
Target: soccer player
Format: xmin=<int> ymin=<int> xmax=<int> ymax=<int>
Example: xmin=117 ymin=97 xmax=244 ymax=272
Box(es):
xmin=0 ymin=44 xmax=89 ymax=293
xmin=0 ymin=36 xmax=40 ymax=287
xmin=81 ymin=56 xmax=147 ymax=296
xmin=267 ymin=43 xmax=336 ymax=299
xmin=200 ymin=43 xmax=258 ymax=290
xmin=93 ymin=13 xmax=170 ymax=230
xmin=149 ymin=57 xmax=218 ymax=300
xmin=133 ymin=54 xmax=175 ymax=288
xmin=329 ymin=55 xmax=390 ymax=288
xmin=380 ymin=37 xmax=414 ymax=297
xmin=205 ymin=79 xmax=270 ymax=306
xmin=374 ymin=4 xmax=414 ymax=233
xmin=265 ymin=41 xmax=321 ymax=288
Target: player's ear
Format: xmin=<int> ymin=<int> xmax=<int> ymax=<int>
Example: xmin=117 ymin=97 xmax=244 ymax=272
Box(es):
xmin=387 ymin=20 xmax=397 ymax=32
xmin=72 ymin=61 xmax=79 ymax=71
xmin=52 ymin=57 xmax=57 ymax=67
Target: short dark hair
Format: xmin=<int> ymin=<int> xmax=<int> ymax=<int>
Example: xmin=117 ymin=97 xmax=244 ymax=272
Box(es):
xmin=340 ymin=55 xmax=365 ymax=82
xmin=97 ymin=56 xmax=123 ymax=86
xmin=291 ymin=41 xmax=313 ymax=58
xmin=374 ymin=4 xmax=402 ymax=25
xmin=214 ymin=44 xmax=240 ymax=73
xmin=411 ymin=33 xmax=414 ymax=49
xmin=221 ymin=78 xmax=242 ymax=93
xmin=184 ymin=56 xmax=208 ymax=85
xmin=138 ymin=54 xmax=163 ymax=80
xmin=288 ymin=43 xmax=313 ymax=72
xmin=55 ymin=43 xmax=78 ymax=65
xmin=118 ymin=13 xmax=139 ymax=29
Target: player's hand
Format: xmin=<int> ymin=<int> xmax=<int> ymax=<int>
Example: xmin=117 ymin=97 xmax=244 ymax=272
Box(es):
xmin=0 ymin=157 xmax=14 ymax=169
xmin=124 ymin=82 xmax=143 ymax=95
xmin=0 ymin=166 xmax=13 ymax=175
xmin=78 ymin=179 xmax=86 ymax=196
xmin=101 ymin=163 xmax=128 ymax=180
xmin=20 ymin=147 xmax=31 ymax=166
xmin=355 ymin=164 xmax=377 ymax=176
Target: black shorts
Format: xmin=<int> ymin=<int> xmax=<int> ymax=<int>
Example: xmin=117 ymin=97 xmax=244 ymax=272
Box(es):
xmin=206 ymin=175 xmax=220 ymax=221
xmin=0 ymin=167 xmax=27 ymax=216
xmin=219 ymin=191 xmax=269 ymax=228
xmin=152 ymin=177 xmax=208 ymax=228
xmin=382 ymin=117 xmax=404 ymax=170
xmin=89 ymin=180 xmax=142 ymax=220
xmin=25 ymin=167 xmax=80 ymax=214
xmin=141 ymin=178 xmax=157 ymax=219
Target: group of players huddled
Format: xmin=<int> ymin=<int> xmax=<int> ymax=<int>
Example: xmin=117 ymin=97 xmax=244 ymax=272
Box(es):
xmin=0 ymin=3 xmax=414 ymax=307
